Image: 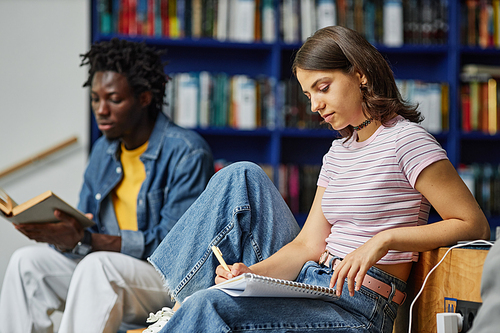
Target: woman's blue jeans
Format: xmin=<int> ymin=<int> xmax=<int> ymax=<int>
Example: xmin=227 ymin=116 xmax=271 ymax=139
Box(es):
xmin=149 ymin=162 xmax=301 ymax=302
xmin=149 ymin=162 xmax=406 ymax=332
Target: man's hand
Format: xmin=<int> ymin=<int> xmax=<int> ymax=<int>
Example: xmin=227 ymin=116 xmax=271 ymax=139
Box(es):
xmin=15 ymin=210 xmax=93 ymax=251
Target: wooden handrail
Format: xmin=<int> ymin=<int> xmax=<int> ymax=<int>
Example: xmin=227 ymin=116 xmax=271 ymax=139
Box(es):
xmin=0 ymin=136 xmax=78 ymax=179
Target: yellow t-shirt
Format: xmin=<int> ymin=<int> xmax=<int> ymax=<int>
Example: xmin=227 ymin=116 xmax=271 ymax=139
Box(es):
xmin=112 ymin=141 xmax=148 ymax=231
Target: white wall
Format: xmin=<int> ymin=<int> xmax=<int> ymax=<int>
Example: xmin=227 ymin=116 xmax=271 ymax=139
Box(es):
xmin=0 ymin=0 xmax=90 ymax=294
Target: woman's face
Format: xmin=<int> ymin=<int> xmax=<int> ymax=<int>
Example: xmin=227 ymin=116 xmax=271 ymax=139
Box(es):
xmin=296 ymin=68 xmax=367 ymax=130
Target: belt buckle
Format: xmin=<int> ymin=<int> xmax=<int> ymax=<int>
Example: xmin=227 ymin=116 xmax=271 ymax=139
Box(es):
xmin=318 ymin=250 xmax=329 ymax=265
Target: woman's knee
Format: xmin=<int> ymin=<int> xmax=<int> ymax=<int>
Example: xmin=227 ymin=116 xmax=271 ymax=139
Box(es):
xmin=211 ymin=161 xmax=269 ymax=185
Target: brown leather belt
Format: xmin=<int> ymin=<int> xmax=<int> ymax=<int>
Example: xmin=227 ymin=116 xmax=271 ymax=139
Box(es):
xmin=318 ymin=251 xmax=406 ymax=305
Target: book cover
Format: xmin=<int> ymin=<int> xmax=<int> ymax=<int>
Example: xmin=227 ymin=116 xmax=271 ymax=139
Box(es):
xmin=216 ymin=0 xmax=229 ymax=40
xmin=210 ymin=273 xmax=338 ymax=302
xmin=191 ymin=0 xmax=202 ymax=38
xmin=0 ymin=188 xmax=95 ymax=228
xmin=470 ymin=80 xmax=480 ymax=131
xmin=112 ymin=0 xmax=121 ymax=33
xmin=282 ymin=0 xmax=300 ymax=44
xmin=161 ymin=0 xmax=169 ymax=36
xmin=254 ymin=0 xmax=262 ymax=41
xmin=467 ymin=0 xmax=479 ymax=46
xmin=316 ymin=0 xmax=336 ymax=30
xmin=353 ymin=0 xmax=364 ymax=33
xmin=494 ymin=0 xmax=500 ymax=47
xmin=229 ymin=0 xmax=256 ymax=42
xmin=235 ymin=76 xmax=257 ymax=129
xmin=488 ymin=78 xmax=497 ymax=134
xmin=344 ymin=0 xmax=355 ymax=31
xmin=147 ymin=0 xmax=156 ymax=35
xmin=98 ymin=0 xmax=113 ymax=34
xmin=137 ymin=0 xmax=148 ymax=35
xmin=174 ymin=72 xmax=199 ymax=128
xmin=129 ymin=0 xmax=138 ymax=35
xmin=202 ymin=0 xmax=216 ymax=38
xmin=169 ymin=0 xmax=180 ymax=38
xmin=176 ymin=0 xmax=186 ymax=37
xmin=199 ymin=71 xmax=212 ymax=128
xmin=300 ymin=0 xmax=316 ymax=42
xmin=441 ymin=83 xmax=449 ymax=131
xmin=461 ymin=84 xmax=471 ymax=132
xmin=426 ymin=83 xmax=443 ymax=134
xmin=383 ymin=0 xmax=403 ymax=47
xmin=480 ymin=80 xmax=488 ymax=132
xmin=261 ymin=0 xmax=276 ymax=43
xmin=288 ymin=164 xmax=300 ymax=214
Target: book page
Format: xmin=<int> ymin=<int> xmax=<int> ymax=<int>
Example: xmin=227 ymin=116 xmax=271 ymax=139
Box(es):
xmin=0 ymin=187 xmax=16 ymax=215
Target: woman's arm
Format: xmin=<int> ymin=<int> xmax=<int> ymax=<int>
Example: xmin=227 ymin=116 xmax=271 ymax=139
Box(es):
xmin=215 ymin=186 xmax=331 ymax=283
xmin=330 ymin=159 xmax=490 ymax=296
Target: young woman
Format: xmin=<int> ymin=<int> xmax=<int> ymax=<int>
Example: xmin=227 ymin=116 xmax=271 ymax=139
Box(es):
xmin=146 ymin=26 xmax=490 ymax=333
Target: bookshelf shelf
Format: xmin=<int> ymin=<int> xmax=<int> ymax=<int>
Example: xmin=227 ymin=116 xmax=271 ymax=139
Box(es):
xmin=195 ymin=127 xmax=273 ymax=137
xmin=280 ymin=128 xmax=337 ymax=138
xmin=90 ymin=0 xmax=500 ymax=231
xmin=95 ymin=33 xmax=277 ymax=50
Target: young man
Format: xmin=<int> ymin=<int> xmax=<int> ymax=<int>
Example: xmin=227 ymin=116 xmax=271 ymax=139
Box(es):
xmin=0 ymin=39 xmax=214 ymax=332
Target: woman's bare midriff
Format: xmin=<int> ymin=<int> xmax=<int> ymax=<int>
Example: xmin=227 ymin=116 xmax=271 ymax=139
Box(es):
xmin=374 ymin=262 xmax=413 ymax=282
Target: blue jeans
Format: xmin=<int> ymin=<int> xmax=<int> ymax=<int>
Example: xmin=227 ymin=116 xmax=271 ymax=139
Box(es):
xmin=149 ymin=162 xmax=301 ymax=302
xmin=163 ymin=260 xmax=406 ymax=333
xmin=149 ymin=162 xmax=406 ymax=332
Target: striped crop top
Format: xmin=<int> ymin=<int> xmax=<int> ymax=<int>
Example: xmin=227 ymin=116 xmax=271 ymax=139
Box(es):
xmin=317 ymin=116 xmax=448 ymax=264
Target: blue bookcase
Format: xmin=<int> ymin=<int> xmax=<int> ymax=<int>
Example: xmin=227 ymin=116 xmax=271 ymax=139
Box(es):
xmin=90 ymin=0 xmax=500 ymax=231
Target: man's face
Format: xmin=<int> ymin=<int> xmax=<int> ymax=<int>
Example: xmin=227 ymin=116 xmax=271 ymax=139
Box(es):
xmin=90 ymin=71 xmax=144 ymax=141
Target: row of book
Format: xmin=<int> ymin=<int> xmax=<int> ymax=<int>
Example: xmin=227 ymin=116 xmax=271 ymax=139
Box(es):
xmin=98 ymin=0 xmax=277 ymax=43
xmin=460 ymin=64 xmax=500 ymax=134
xmin=397 ymin=79 xmax=449 ymax=134
xmin=276 ymin=78 xmax=448 ymax=132
xmin=278 ymin=163 xmax=321 ymax=215
xmin=97 ymin=0 xmax=448 ymax=46
xmin=461 ymin=0 xmax=500 ymax=49
xmin=163 ymin=72 xmax=276 ymax=129
xmin=279 ymin=78 xmax=328 ymax=130
xmin=459 ymin=163 xmax=500 ymax=217
xmin=213 ymin=161 xmax=321 ymax=215
xmin=163 ymin=71 xmax=450 ymax=132
xmin=216 ymin=161 xmax=500 ymax=218
xmin=285 ymin=0 xmax=449 ymax=46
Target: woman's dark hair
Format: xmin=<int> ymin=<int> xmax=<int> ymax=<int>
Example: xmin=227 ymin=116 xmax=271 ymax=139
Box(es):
xmin=292 ymin=26 xmax=422 ymax=139
xmin=80 ymin=38 xmax=168 ymax=118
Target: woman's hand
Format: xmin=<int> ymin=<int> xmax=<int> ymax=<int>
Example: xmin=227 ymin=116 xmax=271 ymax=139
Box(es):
xmin=215 ymin=262 xmax=254 ymax=284
xmin=330 ymin=233 xmax=389 ymax=297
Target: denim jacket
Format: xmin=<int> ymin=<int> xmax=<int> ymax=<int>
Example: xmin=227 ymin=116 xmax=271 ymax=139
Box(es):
xmin=77 ymin=112 xmax=214 ymax=260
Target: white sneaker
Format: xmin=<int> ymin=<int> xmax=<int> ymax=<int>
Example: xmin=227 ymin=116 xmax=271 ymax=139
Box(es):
xmin=142 ymin=307 xmax=175 ymax=333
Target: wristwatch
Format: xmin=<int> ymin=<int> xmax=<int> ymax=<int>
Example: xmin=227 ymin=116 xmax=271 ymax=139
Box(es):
xmin=72 ymin=229 xmax=93 ymax=256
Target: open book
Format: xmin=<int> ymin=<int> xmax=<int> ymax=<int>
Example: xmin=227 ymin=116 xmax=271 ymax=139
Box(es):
xmin=0 ymin=187 xmax=95 ymax=228
xmin=210 ymin=273 xmax=338 ymax=302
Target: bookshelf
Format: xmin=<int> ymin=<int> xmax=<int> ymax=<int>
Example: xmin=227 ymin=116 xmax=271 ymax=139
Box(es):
xmin=90 ymin=0 xmax=500 ymax=232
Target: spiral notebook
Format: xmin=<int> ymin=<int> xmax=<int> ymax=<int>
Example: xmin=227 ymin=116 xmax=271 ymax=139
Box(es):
xmin=210 ymin=273 xmax=338 ymax=302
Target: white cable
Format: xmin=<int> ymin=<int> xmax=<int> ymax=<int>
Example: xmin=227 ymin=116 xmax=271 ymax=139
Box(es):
xmin=407 ymin=239 xmax=494 ymax=333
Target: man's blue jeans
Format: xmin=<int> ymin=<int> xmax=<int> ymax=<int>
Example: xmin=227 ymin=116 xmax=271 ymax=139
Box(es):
xmin=149 ymin=162 xmax=405 ymax=332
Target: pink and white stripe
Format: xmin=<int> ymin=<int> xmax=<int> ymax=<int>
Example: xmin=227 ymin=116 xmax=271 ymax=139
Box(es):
xmin=317 ymin=116 xmax=448 ymax=264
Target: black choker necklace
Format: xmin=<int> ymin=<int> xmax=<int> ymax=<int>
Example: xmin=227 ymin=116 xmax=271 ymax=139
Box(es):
xmin=353 ymin=118 xmax=373 ymax=131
